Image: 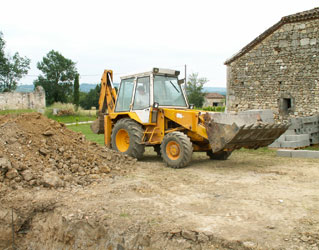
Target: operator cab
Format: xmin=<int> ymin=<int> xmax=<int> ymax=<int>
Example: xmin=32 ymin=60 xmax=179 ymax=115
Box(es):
xmin=114 ymin=68 xmax=189 ymax=122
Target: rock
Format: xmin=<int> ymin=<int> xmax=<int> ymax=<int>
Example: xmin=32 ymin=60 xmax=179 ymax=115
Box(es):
xmin=71 ymin=164 xmax=79 ymax=173
xmin=197 ymin=232 xmax=209 ymax=243
xmin=300 ymin=235 xmax=309 ymax=242
xmin=7 ymin=137 xmax=17 ymax=144
xmin=42 ymin=172 xmax=64 ymax=188
xmin=22 ymin=170 xmax=34 ymax=181
xmin=0 ymin=157 xmax=12 ymax=169
xmin=181 ymin=230 xmax=197 ymax=241
xmin=90 ymin=174 xmax=100 ymax=179
xmin=29 ymin=180 xmax=37 ymax=186
xmin=64 ymin=175 xmax=74 ymax=182
xmin=43 ymin=130 xmax=54 ymax=136
xmin=99 ymin=165 xmax=110 ymax=174
xmin=39 ymin=148 xmax=50 ymax=156
xmin=14 ymin=176 xmax=22 ymax=182
xmin=58 ymin=147 xmax=65 ymax=153
xmin=243 ymin=241 xmax=257 ymax=248
xmin=6 ymin=169 xmax=19 ymax=179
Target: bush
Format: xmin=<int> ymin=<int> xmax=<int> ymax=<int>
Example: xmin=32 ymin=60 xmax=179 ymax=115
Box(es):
xmin=45 ymin=102 xmax=96 ymax=117
xmin=46 ymin=102 xmax=76 ymax=116
xmin=202 ymin=106 xmax=225 ymax=112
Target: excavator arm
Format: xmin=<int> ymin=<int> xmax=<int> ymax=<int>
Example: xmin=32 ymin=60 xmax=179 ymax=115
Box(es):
xmin=98 ymin=70 xmax=117 ymax=114
xmin=91 ymin=70 xmax=117 ymax=134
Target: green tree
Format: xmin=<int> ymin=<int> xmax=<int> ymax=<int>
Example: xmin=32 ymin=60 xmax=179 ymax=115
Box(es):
xmin=34 ymin=50 xmax=77 ymax=105
xmin=79 ymin=84 xmax=101 ymax=109
xmin=186 ymin=73 xmax=207 ymax=107
xmin=73 ymin=74 xmax=80 ymax=110
xmin=0 ymin=32 xmax=30 ymax=92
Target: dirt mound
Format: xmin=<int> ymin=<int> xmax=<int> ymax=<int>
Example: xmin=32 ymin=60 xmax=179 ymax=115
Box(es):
xmin=0 ymin=113 xmax=135 ymax=191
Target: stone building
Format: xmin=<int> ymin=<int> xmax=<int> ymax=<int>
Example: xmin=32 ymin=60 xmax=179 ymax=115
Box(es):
xmin=225 ymin=8 xmax=319 ymax=121
xmin=203 ymin=92 xmax=225 ymax=107
xmin=0 ymin=86 xmax=46 ymax=110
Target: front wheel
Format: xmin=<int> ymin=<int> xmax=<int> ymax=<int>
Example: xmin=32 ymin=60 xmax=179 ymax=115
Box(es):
xmin=111 ymin=118 xmax=145 ymax=160
xmin=161 ymin=131 xmax=193 ymax=168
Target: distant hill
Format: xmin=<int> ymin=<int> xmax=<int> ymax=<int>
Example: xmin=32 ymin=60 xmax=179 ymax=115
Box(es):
xmin=16 ymin=85 xmax=34 ymax=92
xmin=16 ymin=84 xmax=226 ymax=95
xmin=79 ymin=83 xmax=98 ymax=92
xmin=203 ymin=87 xmax=226 ymax=96
xmin=16 ymin=83 xmax=104 ymax=93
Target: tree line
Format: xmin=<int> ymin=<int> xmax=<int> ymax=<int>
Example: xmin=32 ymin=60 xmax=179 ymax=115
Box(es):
xmin=0 ymin=32 xmax=207 ymax=109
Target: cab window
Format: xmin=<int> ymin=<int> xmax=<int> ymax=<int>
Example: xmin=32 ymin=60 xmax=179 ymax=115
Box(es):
xmin=115 ymin=78 xmax=134 ymax=112
xmin=133 ymin=77 xmax=150 ymax=110
xmin=153 ymin=75 xmax=187 ymax=106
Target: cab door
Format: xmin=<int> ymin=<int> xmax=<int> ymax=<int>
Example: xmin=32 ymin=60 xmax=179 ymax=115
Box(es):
xmin=132 ymin=76 xmax=151 ymax=123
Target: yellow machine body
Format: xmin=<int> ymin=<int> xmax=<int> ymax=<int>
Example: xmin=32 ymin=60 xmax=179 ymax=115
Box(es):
xmin=92 ymin=68 xmax=288 ymax=168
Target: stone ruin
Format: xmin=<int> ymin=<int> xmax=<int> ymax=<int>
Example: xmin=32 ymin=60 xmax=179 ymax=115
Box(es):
xmin=0 ymin=86 xmax=45 ymax=110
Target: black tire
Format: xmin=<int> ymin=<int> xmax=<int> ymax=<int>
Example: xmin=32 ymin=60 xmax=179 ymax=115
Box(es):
xmin=153 ymin=145 xmax=161 ymax=156
xmin=206 ymin=150 xmax=232 ymax=160
xmin=160 ymin=131 xmax=193 ymax=168
xmin=111 ymin=118 xmax=145 ymax=160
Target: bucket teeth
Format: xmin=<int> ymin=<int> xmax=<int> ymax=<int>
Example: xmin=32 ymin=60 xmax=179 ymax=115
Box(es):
xmin=203 ymin=113 xmax=289 ymax=153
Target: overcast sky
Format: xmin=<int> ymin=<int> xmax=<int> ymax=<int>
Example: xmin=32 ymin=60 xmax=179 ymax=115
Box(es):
xmin=1 ymin=0 xmax=317 ymax=87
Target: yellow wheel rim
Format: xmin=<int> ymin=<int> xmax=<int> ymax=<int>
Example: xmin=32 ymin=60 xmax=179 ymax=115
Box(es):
xmin=166 ymin=141 xmax=180 ymax=160
xmin=116 ymin=129 xmax=130 ymax=152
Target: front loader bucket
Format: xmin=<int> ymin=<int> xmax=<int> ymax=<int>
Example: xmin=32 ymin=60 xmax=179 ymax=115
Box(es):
xmin=203 ymin=112 xmax=289 ymax=153
xmin=91 ymin=113 xmax=105 ymax=134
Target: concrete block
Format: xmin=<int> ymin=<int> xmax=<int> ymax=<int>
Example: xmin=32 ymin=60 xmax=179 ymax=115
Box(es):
xmin=300 ymin=127 xmax=319 ymax=134
xmin=268 ymin=141 xmax=281 ymax=148
xmin=291 ymin=150 xmax=319 ymax=159
xmin=283 ymin=130 xmax=296 ymax=135
xmin=310 ymin=137 xmax=319 ymax=144
xmin=302 ymin=116 xmax=318 ymax=123
xmin=288 ymin=121 xmax=302 ymax=130
xmin=281 ymin=140 xmax=310 ymax=148
xmin=285 ymin=134 xmax=309 ymax=141
xmin=277 ymin=150 xmax=292 ymax=157
xmin=277 ymin=134 xmax=286 ymax=142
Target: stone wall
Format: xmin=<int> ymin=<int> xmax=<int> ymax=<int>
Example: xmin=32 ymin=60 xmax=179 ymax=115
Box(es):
xmin=203 ymin=98 xmax=224 ymax=107
xmin=226 ymin=18 xmax=319 ymax=121
xmin=0 ymin=86 xmax=46 ymax=110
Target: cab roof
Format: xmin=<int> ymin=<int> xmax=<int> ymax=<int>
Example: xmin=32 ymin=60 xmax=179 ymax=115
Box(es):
xmin=120 ymin=68 xmax=180 ymax=80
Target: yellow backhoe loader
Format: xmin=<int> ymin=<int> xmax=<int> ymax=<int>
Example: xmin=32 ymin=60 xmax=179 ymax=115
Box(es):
xmin=91 ymin=68 xmax=288 ymax=168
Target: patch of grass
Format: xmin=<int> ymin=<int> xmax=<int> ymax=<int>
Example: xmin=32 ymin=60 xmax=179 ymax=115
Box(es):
xmin=120 ymin=212 xmax=129 ymax=217
xmin=236 ymin=147 xmax=276 ymax=156
xmin=303 ymin=145 xmax=319 ymax=151
xmin=0 ymin=109 xmax=36 ymax=115
xmin=67 ymin=124 xmax=105 ymax=145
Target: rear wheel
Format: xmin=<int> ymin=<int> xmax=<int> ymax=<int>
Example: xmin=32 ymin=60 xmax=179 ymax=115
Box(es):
xmin=111 ymin=118 xmax=145 ymax=160
xmin=207 ymin=150 xmax=232 ymax=160
xmin=161 ymin=131 xmax=193 ymax=168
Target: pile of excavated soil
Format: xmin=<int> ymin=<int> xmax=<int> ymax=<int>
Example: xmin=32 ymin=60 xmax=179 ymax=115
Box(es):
xmin=0 ymin=113 xmax=135 ymax=191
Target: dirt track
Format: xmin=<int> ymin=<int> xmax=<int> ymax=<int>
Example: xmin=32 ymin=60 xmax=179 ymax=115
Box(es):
xmin=2 ymin=146 xmax=319 ymax=249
